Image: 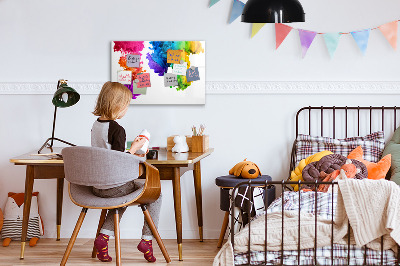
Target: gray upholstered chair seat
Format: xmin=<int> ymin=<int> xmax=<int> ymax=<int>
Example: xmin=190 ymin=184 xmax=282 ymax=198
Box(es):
xmin=69 ymin=180 xmax=145 ymax=208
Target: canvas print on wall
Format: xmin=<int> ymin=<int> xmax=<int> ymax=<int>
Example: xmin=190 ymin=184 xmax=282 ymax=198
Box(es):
xmin=111 ymin=41 xmax=205 ymax=104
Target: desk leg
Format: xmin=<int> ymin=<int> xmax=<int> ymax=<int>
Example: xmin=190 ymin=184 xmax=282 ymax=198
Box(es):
xmin=193 ymin=161 xmax=203 ymax=242
xmin=172 ymin=167 xmax=183 ymax=261
xmin=56 ymin=178 xmax=64 ymax=241
xmin=20 ymin=165 xmax=34 ymax=259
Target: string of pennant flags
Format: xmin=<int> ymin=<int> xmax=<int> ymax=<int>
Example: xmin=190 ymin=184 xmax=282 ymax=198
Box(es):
xmin=209 ymin=0 xmax=399 ymax=58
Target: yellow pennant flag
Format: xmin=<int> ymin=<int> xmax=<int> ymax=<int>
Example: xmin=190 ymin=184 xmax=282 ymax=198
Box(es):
xmin=251 ymin=23 xmax=266 ymax=38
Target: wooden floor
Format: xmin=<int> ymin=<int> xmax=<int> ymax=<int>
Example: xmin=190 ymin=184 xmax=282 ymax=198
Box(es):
xmin=0 ymin=239 xmax=221 ymax=265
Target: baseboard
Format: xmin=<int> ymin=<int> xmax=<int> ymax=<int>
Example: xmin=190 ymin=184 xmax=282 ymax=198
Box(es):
xmin=1 ymin=81 xmax=400 ymax=94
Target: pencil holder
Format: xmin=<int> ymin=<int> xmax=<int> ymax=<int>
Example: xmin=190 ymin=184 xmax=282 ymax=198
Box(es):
xmin=191 ymin=135 xmax=209 ymax=153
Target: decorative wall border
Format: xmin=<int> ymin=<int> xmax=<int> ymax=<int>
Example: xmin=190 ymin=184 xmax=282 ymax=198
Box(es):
xmin=0 ymin=81 xmax=399 ymax=95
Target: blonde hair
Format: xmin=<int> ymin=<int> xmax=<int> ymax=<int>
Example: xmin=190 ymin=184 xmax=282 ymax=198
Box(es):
xmin=93 ymin=82 xmax=132 ymax=120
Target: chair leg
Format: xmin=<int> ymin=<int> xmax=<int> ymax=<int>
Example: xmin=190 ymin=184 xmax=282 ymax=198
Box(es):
xmin=91 ymin=209 xmax=108 ymax=258
xmin=60 ymin=208 xmax=88 ymax=266
xmin=141 ymin=205 xmax=171 ymax=263
xmin=217 ymin=211 xmax=230 ymax=248
xmin=114 ymin=209 xmax=121 ymax=266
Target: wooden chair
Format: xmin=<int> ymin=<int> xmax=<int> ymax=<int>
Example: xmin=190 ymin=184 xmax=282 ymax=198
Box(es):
xmin=60 ymin=146 xmax=171 ymax=265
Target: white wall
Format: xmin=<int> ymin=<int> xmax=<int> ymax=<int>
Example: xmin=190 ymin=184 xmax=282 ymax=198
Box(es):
xmin=1 ymin=0 xmax=400 ymax=239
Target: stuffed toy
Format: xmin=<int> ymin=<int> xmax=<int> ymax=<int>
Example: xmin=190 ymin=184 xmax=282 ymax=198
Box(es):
xmin=289 ymin=150 xmax=333 ymax=191
xmin=229 ymin=159 xmax=261 ymax=179
xmin=348 ymin=146 xmax=391 ymax=180
xmin=172 ymin=135 xmax=189 ymax=153
xmin=1 ymin=192 xmax=44 ymax=247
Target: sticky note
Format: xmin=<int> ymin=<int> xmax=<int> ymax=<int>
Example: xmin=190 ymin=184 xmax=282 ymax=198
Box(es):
xmin=137 ymin=73 xmax=151 ymax=88
xmin=167 ymin=50 xmax=184 ymax=64
xmin=172 ymin=62 xmax=187 ymax=75
xmin=132 ymin=83 xmax=148 ymax=95
xmin=117 ymin=71 xmax=132 ymax=84
xmin=186 ymin=67 xmax=200 ymax=82
xmin=126 ymin=54 xmax=141 ymax=68
xmin=164 ymin=73 xmax=178 ymax=87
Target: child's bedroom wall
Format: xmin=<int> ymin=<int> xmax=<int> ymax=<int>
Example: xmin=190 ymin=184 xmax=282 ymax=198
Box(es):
xmin=1 ymin=0 xmax=400 ymax=239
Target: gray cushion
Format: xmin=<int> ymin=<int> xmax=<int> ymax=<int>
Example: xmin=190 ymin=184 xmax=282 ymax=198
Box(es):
xmin=382 ymin=126 xmax=400 ymax=184
xmin=69 ymin=180 xmax=145 ymax=208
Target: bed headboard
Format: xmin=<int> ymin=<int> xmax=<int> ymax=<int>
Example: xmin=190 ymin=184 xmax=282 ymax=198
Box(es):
xmin=290 ymin=106 xmax=400 ymax=179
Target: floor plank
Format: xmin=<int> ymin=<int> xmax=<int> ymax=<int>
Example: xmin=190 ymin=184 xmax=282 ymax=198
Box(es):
xmin=0 ymin=239 xmax=221 ymax=265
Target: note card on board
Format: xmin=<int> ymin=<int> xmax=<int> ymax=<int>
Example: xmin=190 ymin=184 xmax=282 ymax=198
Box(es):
xmin=172 ymin=62 xmax=187 ymax=75
xmin=126 ymin=54 xmax=141 ymax=68
xmin=167 ymin=50 xmax=184 ymax=64
xmin=137 ymin=73 xmax=151 ymax=88
xmin=186 ymin=67 xmax=200 ymax=82
xmin=164 ymin=73 xmax=178 ymax=86
xmin=117 ymin=71 xmax=132 ymax=84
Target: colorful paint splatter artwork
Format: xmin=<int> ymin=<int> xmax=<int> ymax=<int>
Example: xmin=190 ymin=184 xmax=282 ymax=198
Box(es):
xmin=111 ymin=41 xmax=205 ymax=105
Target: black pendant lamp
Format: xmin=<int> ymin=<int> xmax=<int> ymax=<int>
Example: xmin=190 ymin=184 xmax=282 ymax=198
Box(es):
xmin=242 ymin=0 xmax=305 ymax=23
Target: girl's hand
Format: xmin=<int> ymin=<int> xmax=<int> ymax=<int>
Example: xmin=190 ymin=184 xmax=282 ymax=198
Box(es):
xmin=129 ymin=137 xmax=147 ymax=154
xmin=134 ymin=148 xmax=149 ymax=157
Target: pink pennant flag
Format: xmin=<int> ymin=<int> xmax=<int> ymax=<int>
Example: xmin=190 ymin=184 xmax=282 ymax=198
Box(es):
xmin=275 ymin=23 xmax=293 ymax=49
xmin=378 ymin=21 xmax=398 ymax=50
xmin=298 ymin=29 xmax=317 ymax=58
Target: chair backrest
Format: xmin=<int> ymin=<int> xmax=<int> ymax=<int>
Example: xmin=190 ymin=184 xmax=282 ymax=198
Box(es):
xmin=62 ymin=146 xmax=144 ymax=187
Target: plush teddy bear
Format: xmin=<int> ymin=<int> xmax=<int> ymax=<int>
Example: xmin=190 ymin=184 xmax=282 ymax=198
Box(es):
xmin=172 ymin=135 xmax=189 ymax=153
xmin=1 ymin=192 xmax=44 ymax=247
xmin=229 ymin=159 xmax=261 ymax=179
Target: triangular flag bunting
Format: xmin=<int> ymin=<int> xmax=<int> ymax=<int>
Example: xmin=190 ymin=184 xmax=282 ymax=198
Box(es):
xmin=229 ymin=0 xmax=245 ymax=24
xmin=323 ymin=33 xmax=341 ymax=58
xmin=351 ymin=29 xmax=370 ymax=55
xmin=251 ymin=23 xmax=266 ymax=38
xmin=209 ymin=0 xmax=220 ymax=7
xmin=298 ymin=29 xmax=317 ymax=58
xmin=378 ymin=21 xmax=397 ymax=50
xmin=275 ymin=23 xmax=293 ymax=49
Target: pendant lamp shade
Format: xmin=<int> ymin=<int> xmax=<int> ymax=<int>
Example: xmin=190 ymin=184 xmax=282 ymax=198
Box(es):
xmin=241 ymin=0 xmax=305 ymax=23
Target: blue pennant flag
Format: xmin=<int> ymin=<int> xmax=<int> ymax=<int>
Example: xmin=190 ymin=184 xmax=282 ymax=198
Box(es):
xmin=351 ymin=29 xmax=371 ymax=55
xmin=323 ymin=33 xmax=341 ymax=58
xmin=229 ymin=0 xmax=245 ymax=23
xmin=209 ymin=0 xmax=221 ymax=7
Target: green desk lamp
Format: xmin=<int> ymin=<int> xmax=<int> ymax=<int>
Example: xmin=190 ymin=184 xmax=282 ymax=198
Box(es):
xmin=38 ymin=79 xmax=80 ymax=154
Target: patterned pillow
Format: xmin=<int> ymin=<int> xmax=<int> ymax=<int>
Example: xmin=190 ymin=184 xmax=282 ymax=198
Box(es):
xmin=294 ymin=131 xmax=385 ymax=166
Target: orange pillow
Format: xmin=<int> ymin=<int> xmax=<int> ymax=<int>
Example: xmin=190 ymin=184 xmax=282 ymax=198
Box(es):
xmin=347 ymin=146 xmax=391 ymax=180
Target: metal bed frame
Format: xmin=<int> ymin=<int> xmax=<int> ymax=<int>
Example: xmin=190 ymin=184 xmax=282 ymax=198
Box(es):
xmin=230 ymin=106 xmax=400 ymax=266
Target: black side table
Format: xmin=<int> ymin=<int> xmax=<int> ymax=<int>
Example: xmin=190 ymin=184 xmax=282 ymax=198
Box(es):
xmin=215 ymin=175 xmax=275 ymax=248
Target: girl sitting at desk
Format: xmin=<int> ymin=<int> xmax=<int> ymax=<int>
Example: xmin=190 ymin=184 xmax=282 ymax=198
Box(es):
xmin=91 ymin=81 xmax=161 ymax=263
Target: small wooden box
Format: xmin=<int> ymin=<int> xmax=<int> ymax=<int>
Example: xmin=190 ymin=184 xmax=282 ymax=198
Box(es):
xmin=167 ymin=135 xmax=192 ymax=151
xmin=191 ymin=135 xmax=209 ymax=153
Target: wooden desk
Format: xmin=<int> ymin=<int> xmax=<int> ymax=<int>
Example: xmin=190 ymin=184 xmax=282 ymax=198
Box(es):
xmin=10 ymin=147 xmax=213 ymax=261
xmin=9 ymin=148 xmax=64 ymax=259
xmin=146 ymin=148 xmax=213 ymax=260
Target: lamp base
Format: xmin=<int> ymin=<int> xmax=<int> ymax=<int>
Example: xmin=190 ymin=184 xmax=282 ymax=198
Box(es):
xmin=38 ymin=137 xmax=76 ymax=154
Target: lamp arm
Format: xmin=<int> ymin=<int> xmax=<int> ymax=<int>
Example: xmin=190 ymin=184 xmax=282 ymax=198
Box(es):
xmin=50 ymin=105 xmax=57 ymax=148
xmin=50 ymin=79 xmax=61 ymax=148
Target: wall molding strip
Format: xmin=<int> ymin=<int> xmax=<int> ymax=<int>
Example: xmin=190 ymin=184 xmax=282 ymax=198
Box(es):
xmin=0 ymin=81 xmax=399 ymax=95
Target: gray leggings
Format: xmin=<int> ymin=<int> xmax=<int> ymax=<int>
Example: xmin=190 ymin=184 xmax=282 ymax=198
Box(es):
xmin=92 ymin=180 xmax=162 ymax=240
